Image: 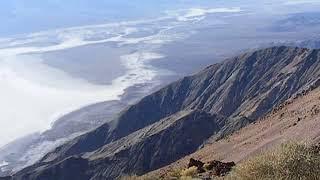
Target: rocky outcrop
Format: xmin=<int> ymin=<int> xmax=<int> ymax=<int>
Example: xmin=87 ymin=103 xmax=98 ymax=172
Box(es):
xmin=10 ymin=46 xmax=320 ymax=179
xmin=187 ymin=158 xmax=235 ymax=178
xmin=188 ymin=158 xmax=205 ymax=169
xmin=205 ymin=160 xmax=235 ymax=176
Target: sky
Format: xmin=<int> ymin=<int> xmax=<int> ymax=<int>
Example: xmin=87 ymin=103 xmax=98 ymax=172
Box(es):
xmin=0 ymin=0 xmax=216 ymax=36
xmin=0 ymin=0 xmax=319 ymax=36
xmin=0 ymin=0 xmax=288 ymax=36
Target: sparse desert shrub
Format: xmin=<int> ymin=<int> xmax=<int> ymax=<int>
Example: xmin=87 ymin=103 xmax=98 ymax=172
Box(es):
xmin=180 ymin=166 xmax=198 ymax=177
xmin=166 ymin=167 xmax=196 ymax=180
xmin=167 ymin=168 xmax=182 ymax=179
xmin=227 ymin=143 xmax=320 ymax=180
xmin=120 ymin=174 xmax=159 ymax=180
xmin=179 ymin=176 xmax=193 ymax=180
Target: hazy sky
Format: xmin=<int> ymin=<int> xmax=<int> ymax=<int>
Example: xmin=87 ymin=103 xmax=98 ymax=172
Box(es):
xmin=1 ymin=0 xmax=320 ymax=36
xmin=0 ymin=0 xmax=217 ymax=36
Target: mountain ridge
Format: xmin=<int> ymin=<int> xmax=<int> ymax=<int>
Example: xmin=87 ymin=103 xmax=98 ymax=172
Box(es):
xmin=149 ymin=84 xmax=320 ymax=179
xmin=8 ymin=46 xmax=320 ymax=179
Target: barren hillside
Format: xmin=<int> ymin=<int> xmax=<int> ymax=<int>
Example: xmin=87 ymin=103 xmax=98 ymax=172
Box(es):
xmin=151 ymin=86 xmax=320 ymax=177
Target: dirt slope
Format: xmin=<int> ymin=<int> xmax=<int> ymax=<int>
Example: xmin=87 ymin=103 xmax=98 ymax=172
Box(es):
xmin=151 ymin=87 xmax=320 ymax=176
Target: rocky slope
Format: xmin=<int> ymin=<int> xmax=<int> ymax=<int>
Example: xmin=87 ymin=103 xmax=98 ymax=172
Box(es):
xmin=0 ymin=100 xmax=127 ymax=176
xmin=12 ymin=110 xmax=226 ymax=180
xmin=7 ymin=46 xmax=320 ymax=179
xmin=151 ymin=85 xmax=320 ymax=178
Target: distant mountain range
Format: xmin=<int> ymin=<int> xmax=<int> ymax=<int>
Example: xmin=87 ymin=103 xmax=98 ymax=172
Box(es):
xmin=2 ymin=46 xmax=318 ymax=180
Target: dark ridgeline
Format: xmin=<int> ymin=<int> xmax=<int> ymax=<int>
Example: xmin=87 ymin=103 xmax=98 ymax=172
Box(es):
xmin=9 ymin=46 xmax=320 ymax=180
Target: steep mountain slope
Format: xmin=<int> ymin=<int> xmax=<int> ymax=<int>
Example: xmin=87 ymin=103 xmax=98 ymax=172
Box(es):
xmin=88 ymin=110 xmax=223 ymax=179
xmin=151 ymin=85 xmax=320 ymax=178
xmin=0 ymin=100 xmax=127 ymax=176
xmin=8 ymin=46 xmax=320 ymax=179
xmin=13 ymin=110 xmax=226 ymax=180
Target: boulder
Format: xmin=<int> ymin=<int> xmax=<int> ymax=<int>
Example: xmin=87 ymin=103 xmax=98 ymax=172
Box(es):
xmin=188 ymin=158 xmax=206 ymax=173
xmin=205 ymin=160 xmax=235 ymax=176
xmin=187 ymin=158 xmax=235 ymax=177
xmin=188 ymin=158 xmax=205 ymax=169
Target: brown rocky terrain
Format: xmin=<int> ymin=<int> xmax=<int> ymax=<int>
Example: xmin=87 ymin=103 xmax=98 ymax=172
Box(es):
xmin=151 ymin=86 xmax=320 ymax=178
